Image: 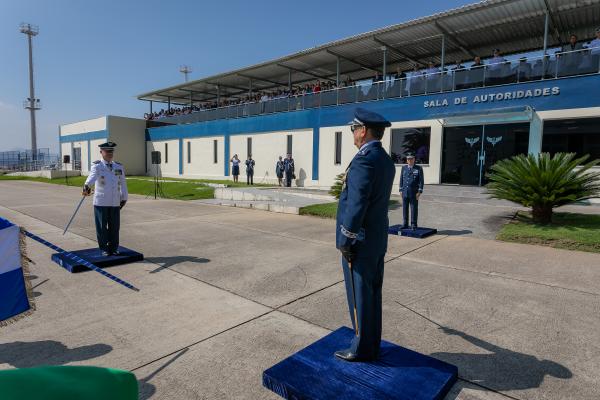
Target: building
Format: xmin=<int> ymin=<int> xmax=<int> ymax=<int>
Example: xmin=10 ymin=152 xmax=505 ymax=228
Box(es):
xmin=60 ymin=0 xmax=600 ymax=190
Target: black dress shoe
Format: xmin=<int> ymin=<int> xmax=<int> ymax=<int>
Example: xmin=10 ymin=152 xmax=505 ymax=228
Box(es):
xmin=101 ymin=251 xmax=111 ymax=257
xmin=401 ymin=225 xmax=409 ymax=229
xmin=411 ymin=225 xmax=418 ymax=230
xmin=335 ymin=349 xmax=365 ymax=362
xmin=111 ymin=250 xmax=120 ymax=256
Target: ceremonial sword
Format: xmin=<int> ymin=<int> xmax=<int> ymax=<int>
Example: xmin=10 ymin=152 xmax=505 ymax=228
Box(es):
xmin=348 ymin=260 xmax=359 ymax=336
xmin=63 ymin=195 xmax=87 ymax=235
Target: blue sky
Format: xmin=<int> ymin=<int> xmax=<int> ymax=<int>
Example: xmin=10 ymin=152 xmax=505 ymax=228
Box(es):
xmin=0 ymin=0 xmax=474 ymax=152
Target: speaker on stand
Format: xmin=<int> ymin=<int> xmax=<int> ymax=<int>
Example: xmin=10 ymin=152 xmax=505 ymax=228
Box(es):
xmin=150 ymin=151 xmax=166 ymax=199
xmin=63 ymin=155 xmax=71 ymax=185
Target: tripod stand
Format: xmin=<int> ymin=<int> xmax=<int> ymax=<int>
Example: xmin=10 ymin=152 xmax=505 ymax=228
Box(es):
xmin=149 ymin=163 xmax=166 ymax=199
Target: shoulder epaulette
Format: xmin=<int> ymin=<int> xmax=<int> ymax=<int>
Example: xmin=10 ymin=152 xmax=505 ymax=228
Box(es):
xmin=93 ymin=160 xmax=101 ymax=164
xmin=113 ymin=161 xmax=122 ymax=165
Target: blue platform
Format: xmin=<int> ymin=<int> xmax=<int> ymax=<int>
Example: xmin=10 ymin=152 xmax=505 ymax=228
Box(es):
xmin=51 ymin=247 xmax=144 ymax=273
xmin=263 ymin=327 xmax=457 ymax=400
xmin=389 ymin=225 xmax=437 ymax=239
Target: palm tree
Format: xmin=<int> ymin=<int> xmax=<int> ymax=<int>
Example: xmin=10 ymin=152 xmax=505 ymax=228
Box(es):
xmin=486 ymin=153 xmax=600 ymax=224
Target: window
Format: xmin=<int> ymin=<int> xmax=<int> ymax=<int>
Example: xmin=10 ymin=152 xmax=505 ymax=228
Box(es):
xmin=187 ymin=141 xmax=191 ymax=164
xmin=287 ymin=135 xmax=293 ymax=155
xmin=247 ymin=137 xmax=252 ymax=158
xmin=334 ymin=131 xmax=342 ymax=165
xmin=213 ymin=140 xmax=218 ymax=164
xmin=165 ymin=143 xmax=168 ymax=163
xmin=542 ymin=118 xmax=600 ymax=163
xmin=390 ymin=127 xmax=431 ymax=164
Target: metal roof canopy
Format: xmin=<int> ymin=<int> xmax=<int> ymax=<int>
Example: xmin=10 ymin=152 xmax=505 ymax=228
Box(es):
xmin=138 ymin=0 xmax=600 ymax=106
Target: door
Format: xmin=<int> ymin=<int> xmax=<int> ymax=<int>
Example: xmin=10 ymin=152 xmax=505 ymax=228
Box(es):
xmin=442 ymin=123 xmax=529 ymax=186
xmin=72 ymin=147 xmax=82 ymax=171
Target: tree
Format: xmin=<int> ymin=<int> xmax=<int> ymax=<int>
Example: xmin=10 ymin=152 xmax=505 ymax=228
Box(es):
xmin=486 ymin=153 xmax=600 ymax=224
xmin=329 ymin=173 xmax=345 ymax=200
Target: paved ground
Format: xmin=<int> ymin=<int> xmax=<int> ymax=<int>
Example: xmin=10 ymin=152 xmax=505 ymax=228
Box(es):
xmin=1 ymin=180 xmax=599 ymax=400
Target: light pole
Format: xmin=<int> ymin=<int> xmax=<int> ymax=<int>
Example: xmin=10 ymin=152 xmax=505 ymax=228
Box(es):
xmin=20 ymin=23 xmax=41 ymax=161
xmin=179 ymin=65 xmax=192 ymax=82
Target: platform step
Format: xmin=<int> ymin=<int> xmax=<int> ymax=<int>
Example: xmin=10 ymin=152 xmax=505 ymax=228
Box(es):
xmin=51 ymin=247 xmax=144 ymax=273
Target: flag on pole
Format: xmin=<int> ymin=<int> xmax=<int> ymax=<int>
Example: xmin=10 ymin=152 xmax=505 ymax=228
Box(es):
xmin=0 ymin=217 xmax=34 ymax=326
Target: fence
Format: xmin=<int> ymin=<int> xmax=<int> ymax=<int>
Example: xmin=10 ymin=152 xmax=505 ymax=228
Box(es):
xmin=0 ymin=149 xmax=61 ymax=172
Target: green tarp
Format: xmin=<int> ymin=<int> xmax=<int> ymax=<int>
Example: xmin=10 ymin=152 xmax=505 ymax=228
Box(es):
xmin=0 ymin=366 xmax=138 ymax=400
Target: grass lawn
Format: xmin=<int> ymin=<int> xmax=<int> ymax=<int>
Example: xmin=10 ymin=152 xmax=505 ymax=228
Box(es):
xmin=497 ymin=211 xmax=600 ymax=253
xmin=300 ymin=200 xmax=399 ymax=219
xmin=0 ymin=174 xmax=250 ymax=200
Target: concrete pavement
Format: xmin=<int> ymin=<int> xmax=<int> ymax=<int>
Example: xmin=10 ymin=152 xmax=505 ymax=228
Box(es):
xmin=1 ymin=180 xmax=599 ymax=399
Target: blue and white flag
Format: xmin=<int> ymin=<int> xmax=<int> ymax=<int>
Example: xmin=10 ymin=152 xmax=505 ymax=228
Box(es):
xmin=0 ymin=217 xmax=34 ymax=325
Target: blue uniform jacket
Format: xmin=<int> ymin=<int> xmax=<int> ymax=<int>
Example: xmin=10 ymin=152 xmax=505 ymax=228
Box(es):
xmin=336 ymin=141 xmax=396 ymax=256
xmin=399 ymin=164 xmax=424 ymax=197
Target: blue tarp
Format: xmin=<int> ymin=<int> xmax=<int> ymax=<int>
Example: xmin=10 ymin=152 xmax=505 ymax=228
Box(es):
xmin=0 ymin=217 xmax=31 ymax=324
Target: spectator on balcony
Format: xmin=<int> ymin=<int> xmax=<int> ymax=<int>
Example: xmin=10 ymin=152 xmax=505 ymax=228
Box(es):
xmin=515 ymin=57 xmax=532 ymax=82
xmin=588 ymin=28 xmax=600 ymax=55
xmin=486 ymin=49 xmax=507 ymax=84
xmin=406 ymin=64 xmax=424 ymax=95
xmin=424 ymin=61 xmax=440 ymax=92
xmin=559 ymin=34 xmax=584 ymax=76
xmin=466 ymin=56 xmax=485 ymax=88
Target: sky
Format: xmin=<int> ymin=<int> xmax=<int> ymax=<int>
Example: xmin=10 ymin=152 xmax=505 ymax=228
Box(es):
xmin=0 ymin=0 xmax=474 ymax=153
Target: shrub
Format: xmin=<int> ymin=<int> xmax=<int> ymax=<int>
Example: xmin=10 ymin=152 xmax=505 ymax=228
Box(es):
xmin=486 ymin=153 xmax=600 ymax=224
xmin=329 ymin=173 xmax=345 ymax=200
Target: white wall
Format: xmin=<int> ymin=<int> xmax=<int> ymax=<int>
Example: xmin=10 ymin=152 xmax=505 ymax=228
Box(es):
xmin=60 ymin=116 xmax=106 ymax=136
xmin=182 ymin=136 xmax=225 ymax=178
xmin=229 ymin=129 xmax=313 ymax=186
xmin=147 ymin=140 xmax=180 ymax=177
xmin=318 ymin=126 xmax=360 ymax=190
xmin=107 ymin=116 xmax=147 ymax=175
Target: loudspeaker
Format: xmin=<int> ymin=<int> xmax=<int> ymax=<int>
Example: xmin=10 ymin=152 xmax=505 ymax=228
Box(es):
xmin=151 ymin=151 xmax=161 ymax=164
xmin=63 ymin=155 xmax=70 ymax=164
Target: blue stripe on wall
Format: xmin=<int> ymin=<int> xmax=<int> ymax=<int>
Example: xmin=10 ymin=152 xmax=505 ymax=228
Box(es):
xmin=59 ymin=130 xmax=107 ymax=143
xmin=87 ymin=139 xmax=91 ymax=170
xmin=178 ymin=138 xmax=183 ymax=175
xmin=224 ymin=134 xmax=230 ymax=176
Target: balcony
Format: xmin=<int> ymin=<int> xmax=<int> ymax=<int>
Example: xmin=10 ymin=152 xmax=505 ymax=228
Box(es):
xmin=156 ymin=48 xmax=600 ymax=125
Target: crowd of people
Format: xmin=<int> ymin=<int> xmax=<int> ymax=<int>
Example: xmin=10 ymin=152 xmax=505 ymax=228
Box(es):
xmin=145 ymin=28 xmax=600 ymax=120
xmin=229 ymin=153 xmax=296 ymax=186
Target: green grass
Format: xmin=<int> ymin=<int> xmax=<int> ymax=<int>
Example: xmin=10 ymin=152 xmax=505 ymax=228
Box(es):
xmin=0 ymin=174 xmax=221 ymax=200
xmin=300 ymin=200 xmax=399 ymax=219
xmin=497 ymin=211 xmax=600 ymax=253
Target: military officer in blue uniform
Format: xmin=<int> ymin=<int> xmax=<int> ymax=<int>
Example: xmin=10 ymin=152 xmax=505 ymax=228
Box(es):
xmin=399 ymin=152 xmax=424 ymax=229
xmin=335 ymin=108 xmax=396 ymax=362
xmin=83 ymin=142 xmax=128 ymax=256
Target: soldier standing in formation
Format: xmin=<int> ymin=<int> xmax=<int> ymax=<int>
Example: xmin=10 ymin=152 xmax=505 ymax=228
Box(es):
xmin=335 ymin=108 xmax=395 ymax=362
xmin=83 ymin=142 xmax=128 ymax=256
xmin=283 ymin=153 xmax=295 ymax=187
xmin=245 ymin=155 xmax=255 ymax=185
xmin=399 ymin=152 xmax=424 ymax=229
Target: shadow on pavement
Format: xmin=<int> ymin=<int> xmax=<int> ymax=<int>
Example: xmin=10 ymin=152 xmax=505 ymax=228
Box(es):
xmin=146 ymin=256 xmax=210 ymax=274
xmin=435 ymin=326 xmax=572 ymax=398
xmin=0 ymin=340 xmax=112 ymax=368
xmin=436 ymin=229 xmax=472 ymax=236
xmin=138 ymin=348 xmax=189 ymax=400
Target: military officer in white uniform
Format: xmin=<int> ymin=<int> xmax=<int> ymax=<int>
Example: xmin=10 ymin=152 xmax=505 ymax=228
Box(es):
xmin=83 ymin=142 xmax=128 ymax=256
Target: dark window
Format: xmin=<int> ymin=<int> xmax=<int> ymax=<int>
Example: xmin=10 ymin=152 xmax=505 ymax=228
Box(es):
xmin=287 ymin=135 xmax=293 ymax=155
xmin=165 ymin=143 xmax=168 ymax=163
xmin=213 ymin=140 xmax=218 ymax=164
xmin=542 ymin=118 xmax=600 ymax=163
xmin=187 ymin=141 xmax=191 ymax=164
xmin=390 ymin=127 xmax=431 ymax=164
xmin=334 ymin=131 xmax=342 ymax=165
xmin=247 ymin=137 xmax=252 ymax=158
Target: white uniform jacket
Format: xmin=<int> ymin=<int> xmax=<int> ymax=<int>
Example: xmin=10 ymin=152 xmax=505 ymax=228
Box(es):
xmin=85 ymin=160 xmax=128 ymax=207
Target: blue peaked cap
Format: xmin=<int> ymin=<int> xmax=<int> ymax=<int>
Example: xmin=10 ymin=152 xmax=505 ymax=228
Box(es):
xmin=349 ymin=107 xmax=391 ymax=128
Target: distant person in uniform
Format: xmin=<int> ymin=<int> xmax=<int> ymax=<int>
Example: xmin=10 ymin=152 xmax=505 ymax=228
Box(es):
xmin=245 ymin=155 xmax=255 ymax=185
xmin=275 ymin=156 xmax=284 ymax=186
xmin=230 ymin=154 xmax=240 ymax=183
xmin=83 ymin=142 xmax=128 ymax=256
xmin=335 ymin=108 xmax=395 ymax=362
xmin=283 ymin=153 xmax=295 ymax=187
xmin=399 ymin=152 xmax=424 ymax=229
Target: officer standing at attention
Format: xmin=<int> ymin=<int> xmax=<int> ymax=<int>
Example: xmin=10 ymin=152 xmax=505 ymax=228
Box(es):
xmin=335 ymin=108 xmax=395 ymax=362
xmin=399 ymin=152 xmax=424 ymax=229
xmin=83 ymin=142 xmax=128 ymax=256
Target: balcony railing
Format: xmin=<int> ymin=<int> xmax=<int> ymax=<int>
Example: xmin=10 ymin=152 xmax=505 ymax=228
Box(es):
xmin=155 ymin=47 xmax=600 ymax=125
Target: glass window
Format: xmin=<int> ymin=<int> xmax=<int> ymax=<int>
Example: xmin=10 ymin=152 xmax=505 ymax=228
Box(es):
xmin=542 ymin=118 xmax=600 ymax=163
xmin=390 ymin=127 xmax=431 ymax=164
xmin=247 ymin=137 xmax=252 ymax=158
xmin=287 ymin=135 xmax=293 ymax=155
xmin=165 ymin=143 xmax=168 ymax=164
xmin=334 ymin=131 xmax=342 ymax=165
xmin=187 ymin=141 xmax=191 ymax=164
xmin=213 ymin=140 xmax=218 ymax=164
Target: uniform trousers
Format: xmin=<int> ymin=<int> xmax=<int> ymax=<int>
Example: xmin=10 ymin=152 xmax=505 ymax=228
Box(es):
xmin=341 ymin=253 xmax=385 ymax=359
xmin=402 ymin=194 xmax=419 ymax=227
xmin=94 ymin=206 xmax=120 ymax=253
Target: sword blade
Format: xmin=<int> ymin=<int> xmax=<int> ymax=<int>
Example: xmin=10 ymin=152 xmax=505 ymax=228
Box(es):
xmin=63 ymin=196 xmax=86 ymax=235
